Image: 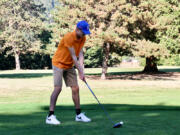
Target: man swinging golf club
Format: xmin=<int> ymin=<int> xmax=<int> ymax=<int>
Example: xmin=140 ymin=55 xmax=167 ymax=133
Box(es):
xmin=46 ymin=20 xmax=91 ymax=125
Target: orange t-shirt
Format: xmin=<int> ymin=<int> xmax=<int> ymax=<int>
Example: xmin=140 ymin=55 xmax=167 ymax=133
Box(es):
xmin=52 ymin=31 xmax=86 ymax=69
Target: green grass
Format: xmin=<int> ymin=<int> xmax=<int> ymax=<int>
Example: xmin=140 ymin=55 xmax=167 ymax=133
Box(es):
xmin=0 ymin=66 xmax=180 ymax=135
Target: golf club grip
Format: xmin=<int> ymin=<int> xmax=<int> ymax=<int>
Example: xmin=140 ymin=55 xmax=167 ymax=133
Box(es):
xmin=84 ymin=81 xmax=115 ymax=125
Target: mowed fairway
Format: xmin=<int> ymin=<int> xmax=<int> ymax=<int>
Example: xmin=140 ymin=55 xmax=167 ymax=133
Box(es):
xmin=0 ymin=67 xmax=180 ymax=135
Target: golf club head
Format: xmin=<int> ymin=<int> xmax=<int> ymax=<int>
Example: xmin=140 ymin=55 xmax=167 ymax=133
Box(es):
xmin=113 ymin=121 xmax=123 ymax=128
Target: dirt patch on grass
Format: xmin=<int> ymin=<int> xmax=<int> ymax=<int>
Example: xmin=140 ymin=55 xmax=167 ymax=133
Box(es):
xmin=85 ymin=72 xmax=180 ymax=89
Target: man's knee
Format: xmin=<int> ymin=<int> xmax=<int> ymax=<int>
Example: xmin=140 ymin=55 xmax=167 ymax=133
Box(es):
xmin=54 ymin=86 xmax=62 ymax=93
xmin=71 ymin=86 xmax=79 ymax=93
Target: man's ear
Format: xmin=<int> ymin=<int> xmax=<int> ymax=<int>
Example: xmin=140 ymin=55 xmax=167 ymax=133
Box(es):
xmin=76 ymin=28 xmax=80 ymax=32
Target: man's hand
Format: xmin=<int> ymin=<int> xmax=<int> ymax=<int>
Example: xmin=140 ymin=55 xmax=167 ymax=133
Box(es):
xmin=68 ymin=47 xmax=86 ymax=82
xmin=79 ymin=71 xmax=85 ymax=81
xmin=77 ymin=65 xmax=85 ymax=81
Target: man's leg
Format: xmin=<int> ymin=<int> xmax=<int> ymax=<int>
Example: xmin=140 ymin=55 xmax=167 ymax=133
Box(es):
xmin=65 ymin=68 xmax=91 ymax=122
xmin=64 ymin=68 xmax=81 ymax=114
xmin=46 ymin=66 xmax=63 ymax=125
xmin=71 ymin=85 xmax=91 ymax=122
xmin=49 ymin=86 xmax=62 ymax=113
xmin=46 ymin=87 xmax=62 ymax=125
xmin=71 ymin=85 xmax=81 ymax=114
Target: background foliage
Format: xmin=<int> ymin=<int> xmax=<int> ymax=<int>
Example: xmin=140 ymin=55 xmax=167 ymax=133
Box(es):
xmin=0 ymin=0 xmax=179 ymax=71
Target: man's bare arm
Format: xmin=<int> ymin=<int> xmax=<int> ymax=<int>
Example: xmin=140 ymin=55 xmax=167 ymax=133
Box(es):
xmin=79 ymin=48 xmax=84 ymax=73
xmin=68 ymin=47 xmax=85 ymax=80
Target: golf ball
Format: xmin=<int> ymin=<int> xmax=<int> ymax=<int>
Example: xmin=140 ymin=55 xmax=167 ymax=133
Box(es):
xmin=120 ymin=121 xmax=124 ymax=125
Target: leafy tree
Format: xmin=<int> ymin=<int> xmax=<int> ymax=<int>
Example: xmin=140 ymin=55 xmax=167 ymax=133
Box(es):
xmin=49 ymin=0 xmax=129 ymax=79
xmin=129 ymin=0 xmax=180 ymax=72
xmin=156 ymin=0 xmax=180 ymax=59
xmin=0 ymin=0 xmax=47 ymax=70
xmin=50 ymin=0 xmax=180 ymax=79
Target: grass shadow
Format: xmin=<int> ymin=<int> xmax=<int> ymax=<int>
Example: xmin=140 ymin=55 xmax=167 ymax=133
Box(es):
xmin=85 ymin=71 xmax=140 ymax=76
xmin=41 ymin=104 xmax=180 ymax=112
xmin=86 ymin=71 xmax=179 ymax=81
xmin=0 ymin=67 xmax=179 ymax=80
xmin=159 ymin=68 xmax=180 ymax=72
xmin=0 ymin=73 xmax=52 ymax=79
xmin=0 ymin=104 xmax=180 ymax=135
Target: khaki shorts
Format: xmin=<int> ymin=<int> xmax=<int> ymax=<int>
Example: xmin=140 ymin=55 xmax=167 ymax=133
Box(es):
xmin=53 ymin=66 xmax=78 ymax=88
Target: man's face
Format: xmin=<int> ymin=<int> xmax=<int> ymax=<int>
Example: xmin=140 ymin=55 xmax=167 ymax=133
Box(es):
xmin=76 ymin=28 xmax=85 ymax=38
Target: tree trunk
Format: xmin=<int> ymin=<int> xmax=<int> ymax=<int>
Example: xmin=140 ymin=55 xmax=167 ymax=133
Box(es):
xmin=101 ymin=43 xmax=110 ymax=79
xmin=15 ymin=51 xmax=21 ymax=70
xmin=51 ymin=0 xmax=55 ymax=8
xmin=143 ymin=56 xmax=158 ymax=73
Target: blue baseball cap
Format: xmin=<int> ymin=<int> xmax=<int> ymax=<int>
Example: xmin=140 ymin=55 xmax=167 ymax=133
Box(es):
xmin=77 ymin=20 xmax=91 ymax=35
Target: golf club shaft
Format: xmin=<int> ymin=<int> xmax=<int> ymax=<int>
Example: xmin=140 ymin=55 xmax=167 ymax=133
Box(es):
xmin=84 ymin=81 xmax=115 ymax=125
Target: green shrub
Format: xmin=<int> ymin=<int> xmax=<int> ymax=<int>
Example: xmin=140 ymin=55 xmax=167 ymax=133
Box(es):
xmin=84 ymin=46 xmax=103 ymax=68
xmin=84 ymin=46 xmax=121 ymax=68
xmin=159 ymin=54 xmax=180 ymax=66
xmin=0 ymin=52 xmax=52 ymax=70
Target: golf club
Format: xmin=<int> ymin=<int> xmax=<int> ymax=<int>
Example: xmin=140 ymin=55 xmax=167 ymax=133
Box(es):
xmin=84 ymin=80 xmax=123 ymax=128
